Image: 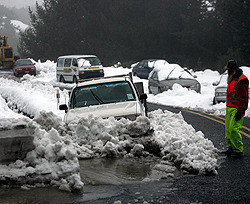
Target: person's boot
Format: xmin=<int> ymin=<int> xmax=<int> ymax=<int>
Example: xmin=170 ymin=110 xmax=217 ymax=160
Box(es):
xmin=222 ymin=147 xmax=233 ymax=156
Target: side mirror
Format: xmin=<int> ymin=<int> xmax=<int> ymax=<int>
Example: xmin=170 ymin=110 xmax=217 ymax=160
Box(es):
xmin=59 ymin=104 xmax=68 ymax=111
xmin=212 ymin=81 xmax=219 ymax=86
xmin=139 ymin=93 xmax=147 ymax=100
xmin=193 ymin=75 xmax=197 ymax=78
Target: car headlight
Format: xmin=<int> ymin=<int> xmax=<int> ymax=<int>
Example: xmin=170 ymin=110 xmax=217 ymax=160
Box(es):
xmin=216 ymin=92 xmax=226 ymax=97
xmin=191 ymin=83 xmax=200 ymax=89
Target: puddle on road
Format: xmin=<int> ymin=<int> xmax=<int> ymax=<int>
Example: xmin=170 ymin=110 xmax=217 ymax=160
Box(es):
xmin=79 ymin=157 xmax=183 ymax=185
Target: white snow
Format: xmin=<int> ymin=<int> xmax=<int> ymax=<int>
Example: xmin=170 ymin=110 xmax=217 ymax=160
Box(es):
xmin=0 ymin=59 xmax=249 ymax=192
xmin=10 ymin=20 xmax=29 ymax=33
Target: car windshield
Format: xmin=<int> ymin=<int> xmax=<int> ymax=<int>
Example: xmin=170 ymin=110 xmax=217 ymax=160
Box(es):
xmin=16 ymin=60 xmax=33 ymax=66
xmin=70 ymin=81 xmax=136 ymax=108
xmin=77 ymin=57 xmax=101 ymax=67
xmin=154 ymin=63 xmax=194 ymax=81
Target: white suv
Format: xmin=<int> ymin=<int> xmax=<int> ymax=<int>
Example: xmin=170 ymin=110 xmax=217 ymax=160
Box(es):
xmin=59 ymin=75 xmax=147 ymax=123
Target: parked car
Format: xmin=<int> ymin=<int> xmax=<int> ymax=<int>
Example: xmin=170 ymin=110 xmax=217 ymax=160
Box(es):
xmin=148 ymin=63 xmax=200 ymax=94
xmin=59 ymin=75 xmax=147 ymax=123
xmin=56 ymin=55 xmax=104 ymax=83
xmin=13 ymin=59 xmax=36 ymax=77
xmin=212 ymin=66 xmax=250 ymax=104
xmin=132 ymin=59 xmax=168 ymax=79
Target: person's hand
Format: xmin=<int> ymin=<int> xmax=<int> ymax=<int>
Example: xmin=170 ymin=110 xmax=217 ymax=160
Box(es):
xmin=235 ymin=111 xmax=243 ymax=121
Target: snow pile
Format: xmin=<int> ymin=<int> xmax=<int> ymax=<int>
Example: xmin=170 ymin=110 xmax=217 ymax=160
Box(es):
xmin=65 ymin=111 xmax=218 ymax=174
xmin=150 ymin=109 xmax=218 ymax=174
xmin=10 ymin=20 xmax=29 ymax=32
xmin=0 ymin=95 xmax=25 ymax=119
xmin=67 ymin=114 xmax=152 ymax=158
xmin=0 ymin=77 xmax=64 ymax=118
xmin=0 ymin=113 xmax=83 ymax=192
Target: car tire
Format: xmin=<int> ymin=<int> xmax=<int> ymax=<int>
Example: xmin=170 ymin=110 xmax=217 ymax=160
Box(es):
xmin=148 ymin=87 xmax=152 ymax=94
xmin=213 ymin=97 xmax=216 ymax=105
xmin=59 ymin=75 xmax=65 ymax=83
xmin=158 ymin=87 xmax=161 ymax=94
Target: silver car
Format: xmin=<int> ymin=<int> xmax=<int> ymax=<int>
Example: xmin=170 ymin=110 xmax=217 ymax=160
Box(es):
xmin=212 ymin=67 xmax=250 ymax=104
xmin=148 ymin=63 xmax=201 ymax=94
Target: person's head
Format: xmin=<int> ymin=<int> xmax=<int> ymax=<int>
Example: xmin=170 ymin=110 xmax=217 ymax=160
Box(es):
xmin=226 ymin=60 xmax=238 ymax=81
xmin=225 ymin=60 xmax=238 ymax=71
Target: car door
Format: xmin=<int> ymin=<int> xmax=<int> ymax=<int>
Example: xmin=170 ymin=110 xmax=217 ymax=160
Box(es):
xmin=63 ymin=58 xmax=72 ymax=81
xmin=149 ymin=71 xmax=160 ymax=94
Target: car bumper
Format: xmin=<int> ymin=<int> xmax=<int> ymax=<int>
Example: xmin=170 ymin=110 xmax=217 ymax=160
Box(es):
xmin=16 ymin=70 xmax=36 ymax=76
xmin=79 ymin=70 xmax=104 ymax=79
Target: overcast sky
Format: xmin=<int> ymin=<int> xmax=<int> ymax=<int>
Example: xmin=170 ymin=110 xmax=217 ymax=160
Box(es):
xmin=0 ymin=0 xmax=43 ymax=8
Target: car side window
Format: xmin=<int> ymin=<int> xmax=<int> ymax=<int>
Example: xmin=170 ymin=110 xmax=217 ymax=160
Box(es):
xmin=138 ymin=61 xmax=144 ymax=68
xmin=57 ymin=58 xmax=64 ymax=67
xmin=64 ymin=58 xmax=72 ymax=67
xmin=72 ymin=58 xmax=78 ymax=67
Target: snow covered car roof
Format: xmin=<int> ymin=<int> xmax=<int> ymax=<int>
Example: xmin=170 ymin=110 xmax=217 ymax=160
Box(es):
xmin=76 ymin=75 xmax=133 ymax=87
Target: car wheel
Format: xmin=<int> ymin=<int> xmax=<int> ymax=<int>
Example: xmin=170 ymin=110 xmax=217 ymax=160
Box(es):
xmin=59 ymin=75 xmax=65 ymax=83
xmin=213 ymin=97 xmax=216 ymax=105
xmin=158 ymin=87 xmax=161 ymax=94
xmin=73 ymin=76 xmax=78 ymax=83
xmin=148 ymin=87 xmax=152 ymax=94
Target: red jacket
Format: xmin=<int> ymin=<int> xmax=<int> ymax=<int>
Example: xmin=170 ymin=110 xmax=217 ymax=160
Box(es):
xmin=226 ymin=69 xmax=249 ymax=114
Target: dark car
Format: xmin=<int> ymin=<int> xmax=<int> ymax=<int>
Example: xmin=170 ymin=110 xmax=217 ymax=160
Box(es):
xmin=13 ymin=59 xmax=36 ymax=77
xmin=132 ymin=59 xmax=168 ymax=79
xmin=148 ymin=63 xmax=201 ymax=94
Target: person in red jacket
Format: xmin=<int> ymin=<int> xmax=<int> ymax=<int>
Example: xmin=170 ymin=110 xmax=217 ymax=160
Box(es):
xmin=224 ymin=60 xmax=249 ymax=157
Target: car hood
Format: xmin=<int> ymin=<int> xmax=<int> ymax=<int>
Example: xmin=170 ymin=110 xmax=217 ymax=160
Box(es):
xmin=64 ymin=101 xmax=144 ymax=123
xmin=160 ymin=78 xmax=199 ymax=86
xmin=15 ymin=65 xmax=35 ymax=69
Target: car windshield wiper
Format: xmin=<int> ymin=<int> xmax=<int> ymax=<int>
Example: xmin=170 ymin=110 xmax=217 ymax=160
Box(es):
xmin=90 ymin=89 xmax=104 ymax=104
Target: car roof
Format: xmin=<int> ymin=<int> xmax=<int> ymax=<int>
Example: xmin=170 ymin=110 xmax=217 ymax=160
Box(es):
xmin=58 ymin=55 xmax=97 ymax=59
xmin=76 ymin=76 xmax=132 ymax=87
xmin=16 ymin=59 xmax=32 ymax=61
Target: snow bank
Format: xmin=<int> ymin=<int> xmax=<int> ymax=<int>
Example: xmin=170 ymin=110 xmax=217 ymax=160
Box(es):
xmin=0 ymin=77 xmax=64 ymax=119
xmin=0 ymin=114 xmax=83 ymax=192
